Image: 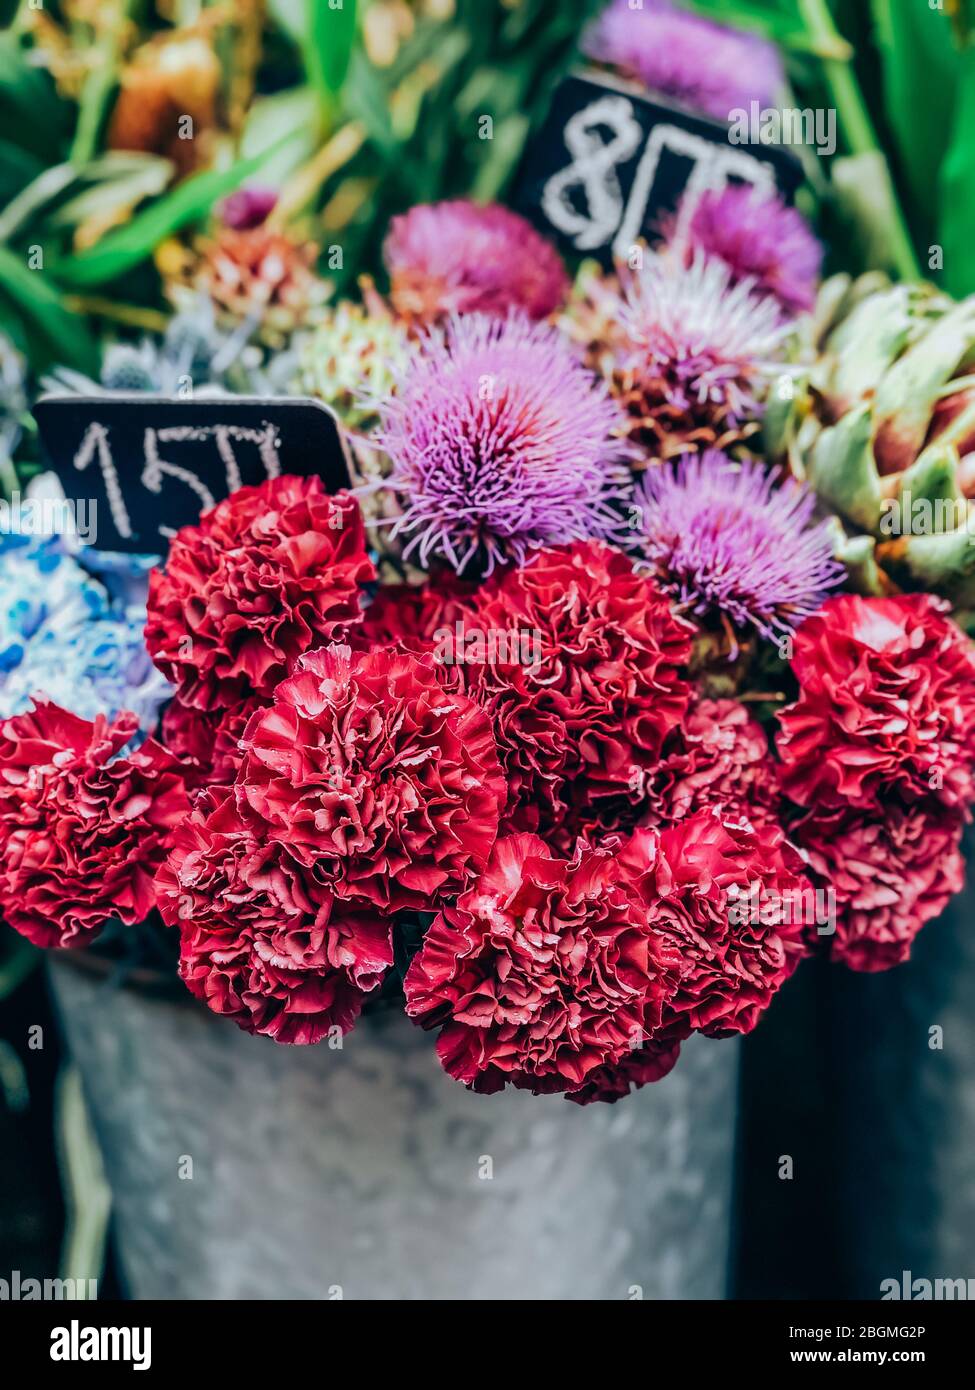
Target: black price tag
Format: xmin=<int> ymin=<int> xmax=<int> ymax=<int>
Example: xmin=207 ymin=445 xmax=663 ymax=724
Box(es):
xmin=31 ymin=395 xmax=351 ymax=553
xmin=513 ymin=71 xmax=804 ymax=266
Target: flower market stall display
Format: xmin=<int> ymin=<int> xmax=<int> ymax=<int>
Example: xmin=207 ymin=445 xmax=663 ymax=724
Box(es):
xmin=12 ymin=459 xmax=815 ymax=1099
xmin=5 ymin=0 xmax=975 ymax=1304
xmin=7 ymin=173 xmax=975 ymax=1296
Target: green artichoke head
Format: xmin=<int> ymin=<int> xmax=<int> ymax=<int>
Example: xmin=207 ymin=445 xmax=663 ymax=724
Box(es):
xmin=766 ymin=274 xmax=975 ymax=604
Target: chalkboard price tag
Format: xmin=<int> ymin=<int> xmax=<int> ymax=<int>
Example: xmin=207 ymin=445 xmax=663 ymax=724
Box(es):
xmin=513 ymin=71 xmax=804 ymax=266
xmin=32 ymin=395 xmax=352 ymax=553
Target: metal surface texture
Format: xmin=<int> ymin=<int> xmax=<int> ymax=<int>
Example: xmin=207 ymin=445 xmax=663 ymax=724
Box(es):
xmin=50 ymin=961 xmax=739 ymax=1301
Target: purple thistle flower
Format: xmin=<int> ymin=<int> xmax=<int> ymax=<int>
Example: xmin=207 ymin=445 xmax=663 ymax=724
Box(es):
xmin=638 ymin=450 xmax=844 ymax=641
xmin=373 ymin=312 xmax=632 ymax=576
xmin=220 ymin=185 xmax=278 ymax=231
xmin=583 ymin=0 xmax=784 ymax=124
xmin=617 ymin=252 xmax=788 ymax=434
xmin=383 ymin=200 xmax=570 ymax=323
xmin=670 ymin=185 xmax=822 ymax=316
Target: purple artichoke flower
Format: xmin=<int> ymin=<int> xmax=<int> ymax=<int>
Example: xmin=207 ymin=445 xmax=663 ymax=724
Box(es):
xmin=584 ymin=0 xmax=784 ymax=123
xmin=220 ymin=186 xmax=278 ymax=231
xmin=638 ymin=449 xmax=844 ymax=641
xmin=669 ymin=184 xmax=822 ymax=316
xmin=383 ymin=200 xmax=570 ymax=323
xmin=615 ymin=252 xmax=788 ymax=447
xmin=373 ymin=312 xmax=632 ymax=575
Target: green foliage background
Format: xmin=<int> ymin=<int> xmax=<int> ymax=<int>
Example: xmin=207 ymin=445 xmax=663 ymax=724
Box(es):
xmin=1 ymin=0 xmax=974 ymax=382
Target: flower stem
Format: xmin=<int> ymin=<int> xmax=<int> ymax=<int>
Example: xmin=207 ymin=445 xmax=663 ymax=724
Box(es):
xmin=797 ymin=0 xmax=921 ymax=281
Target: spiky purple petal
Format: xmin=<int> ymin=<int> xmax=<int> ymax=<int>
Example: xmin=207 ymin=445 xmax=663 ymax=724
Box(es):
xmin=383 ymin=200 xmax=569 ymax=322
xmin=374 ymin=312 xmax=632 ymax=576
xmin=619 ymin=253 xmax=788 ymax=425
xmin=638 ymin=450 xmax=844 ymax=640
xmin=671 ymin=185 xmax=822 ymax=316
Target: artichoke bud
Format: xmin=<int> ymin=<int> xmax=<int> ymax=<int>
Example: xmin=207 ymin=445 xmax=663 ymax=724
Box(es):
xmin=878 ymin=523 xmax=975 ymax=604
xmin=879 ymin=445 xmax=967 ymax=536
xmin=824 ymin=285 xmax=913 ymax=416
xmin=808 ymin=401 xmax=882 ymax=533
xmin=872 ymin=296 xmax=975 ymax=474
xmin=828 ymin=525 xmax=886 ymax=597
xmin=763 ymin=370 xmax=808 ymax=464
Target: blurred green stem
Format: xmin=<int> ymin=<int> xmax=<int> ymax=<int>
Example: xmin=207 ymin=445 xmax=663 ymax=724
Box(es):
xmin=56 ymin=1067 xmax=111 ymax=1294
xmin=64 ymin=295 xmax=170 ymax=333
xmin=797 ymin=0 xmax=920 ymax=280
xmin=70 ymin=2 xmax=131 ymax=168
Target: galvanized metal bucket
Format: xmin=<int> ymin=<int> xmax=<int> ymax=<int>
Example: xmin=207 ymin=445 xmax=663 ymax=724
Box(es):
xmin=49 ymin=958 xmax=739 ymax=1300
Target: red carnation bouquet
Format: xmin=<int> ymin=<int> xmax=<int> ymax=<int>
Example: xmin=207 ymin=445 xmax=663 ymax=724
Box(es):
xmin=6 ymin=199 xmax=975 ymax=1107
xmin=5 ymin=464 xmax=975 ymax=1104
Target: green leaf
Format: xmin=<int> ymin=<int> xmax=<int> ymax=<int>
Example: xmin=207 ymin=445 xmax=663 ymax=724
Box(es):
xmin=471 ymin=113 xmax=530 ymax=202
xmin=873 ymin=295 xmax=975 ymax=464
xmin=241 ymin=87 xmax=320 ymax=180
xmin=342 ymin=50 xmax=397 ymax=158
xmin=55 ymin=1066 xmax=111 ymax=1292
xmin=52 ymin=150 xmax=280 ymax=289
xmin=0 ymin=164 xmax=79 ymax=245
xmin=69 ymin=3 xmax=130 ymax=169
xmin=682 ymin=0 xmax=848 ymax=56
xmin=49 ymin=155 xmax=174 ymax=229
xmin=0 ymin=245 xmax=97 ymax=369
xmin=303 ymin=0 xmax=358 ymax=117
xmin=0 ymin=139 xmax=45 ymax=207
xmin=939 ymin=55 xmax=975 ymax=298
xmin=830 ymin=151 xmax=919 ymax=282
xmin=870 ymin=0 xmax=963 ymax=242
xmin=0 ymin=34 xmax=70 ymax=162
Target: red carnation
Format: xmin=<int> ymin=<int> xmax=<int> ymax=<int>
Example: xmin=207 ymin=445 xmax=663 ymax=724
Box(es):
xmin=794 ymin=801 xmax=965 ymax=972
xmin=161 ymin=694 xmax=264 ymax=786
xmin=777 ymin=594 xmax=975 ymax=813
xmin=620 ymin=811 xmax=810 ymax=1039
xmin=239 ymin=643 xmax=506 ymax=912
xmin=352 ymin=572 xmax=479 ymax=700
xmin=146 ymin=476 xmax=375 ymax=710
xmin=643 ymin=697 xmax=780 ymax=830
xmin=457 ymin=541 xmax=694 ymax=842
xmin=404 ymin=832 xmax=683 ymax=1097
xmin=355 ymin=572 xmax=478 ymax=656
xmin=156 ymin=792 xmax=392 ymax=1042
xmin=564 ymin=1038 xmax=682 ymax=1106
xmin=0 ymin=702 xmax=189 ymax=948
